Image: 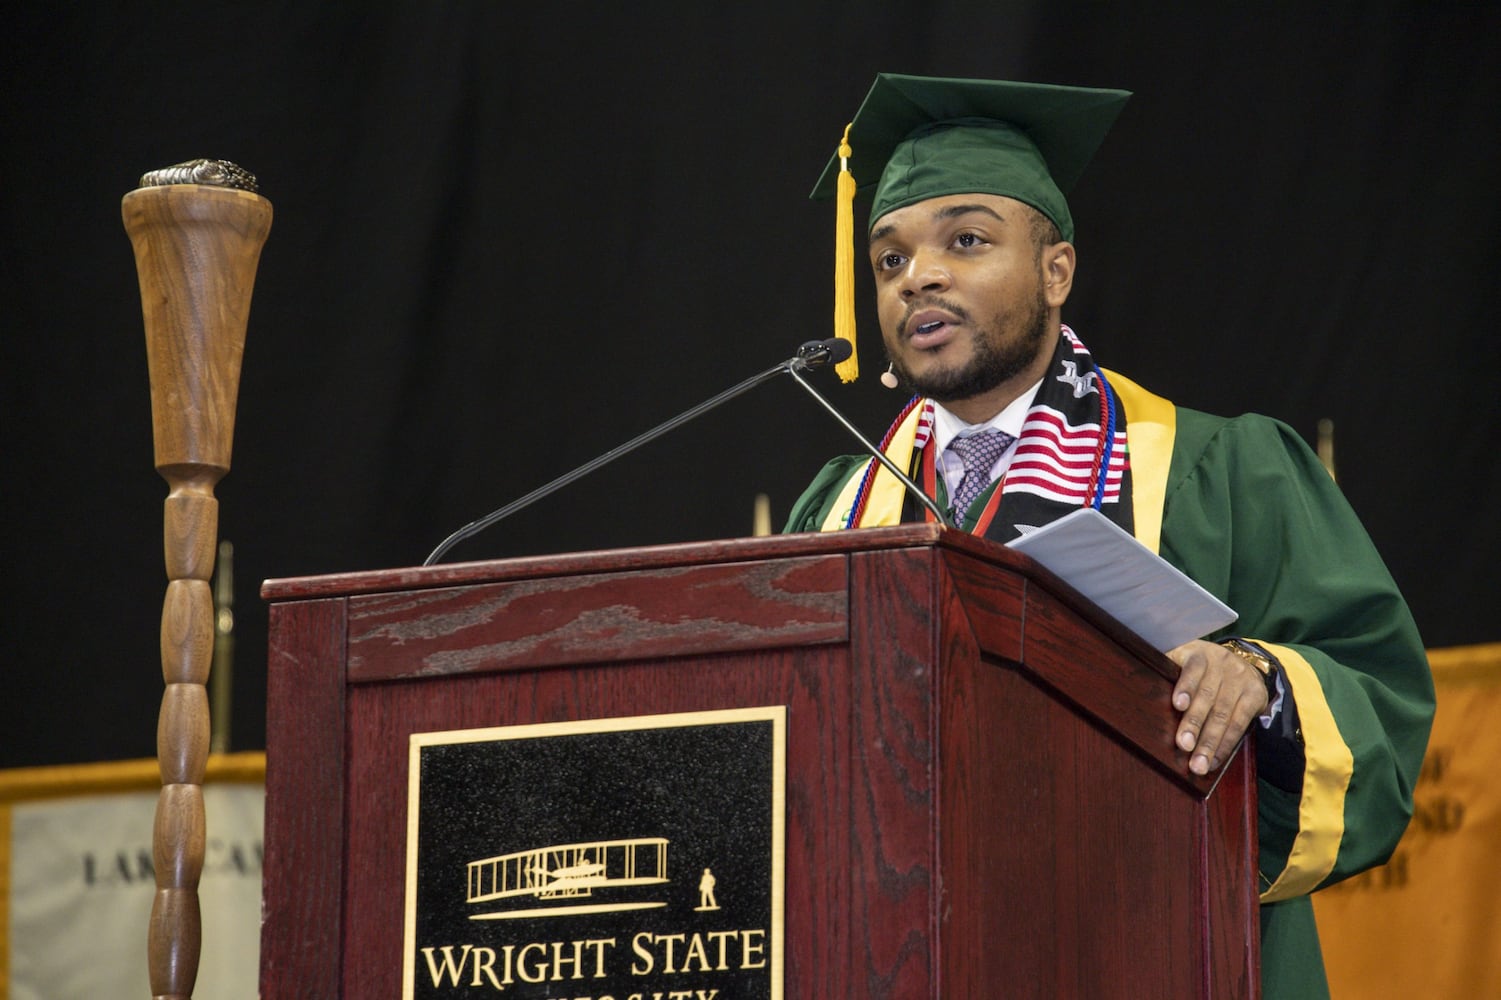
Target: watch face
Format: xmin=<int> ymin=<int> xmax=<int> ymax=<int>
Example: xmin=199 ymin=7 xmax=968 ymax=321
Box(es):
xmin=1224 ymin=640 xmax=1272 ymax=675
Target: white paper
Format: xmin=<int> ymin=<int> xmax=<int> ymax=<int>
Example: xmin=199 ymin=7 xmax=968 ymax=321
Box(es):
xmin=1006 ymin=507 xmax=1237 ymax=652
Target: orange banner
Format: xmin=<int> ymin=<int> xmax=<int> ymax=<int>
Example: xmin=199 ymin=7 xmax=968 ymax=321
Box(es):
xmin=1314 ymin=643 xmax=1501 ymax=998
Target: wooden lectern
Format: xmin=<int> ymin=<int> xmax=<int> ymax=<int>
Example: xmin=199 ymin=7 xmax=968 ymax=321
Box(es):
xmin=260 ymin=525 xmax=1258 ymax=997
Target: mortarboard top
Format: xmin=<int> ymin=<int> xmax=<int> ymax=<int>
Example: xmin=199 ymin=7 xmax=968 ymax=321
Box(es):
xmin=810 ymin=74 xmax=1132 ymax=243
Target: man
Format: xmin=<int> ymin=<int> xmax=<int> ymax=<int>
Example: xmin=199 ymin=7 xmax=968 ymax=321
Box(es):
xmin=786 ymin=74 xmax=1433 ymax=998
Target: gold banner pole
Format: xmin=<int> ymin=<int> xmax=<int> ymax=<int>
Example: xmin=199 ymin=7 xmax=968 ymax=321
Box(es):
xmin=211 ymin=539 xmax=235 ymax=755
xmin=122 ymin=160 xmax=271 ymax=1000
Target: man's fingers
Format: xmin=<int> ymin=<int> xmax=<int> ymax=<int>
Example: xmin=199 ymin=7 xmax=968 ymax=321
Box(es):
xmin=1190 ymin=682 xmax=1266 ymax=775
xmin=1190 ymin=699 xmax=1238 ymax=775
xmin=1167 ymin=639 xmax=1275 ymax=775
xmin=1168 ymin=645 xmax=1207 ymax=714
xmin=1176 ymin=664 xmax=1221 ymax=755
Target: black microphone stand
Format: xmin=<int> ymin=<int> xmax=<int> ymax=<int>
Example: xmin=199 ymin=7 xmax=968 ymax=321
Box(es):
xmin=423 ymin=339 xmax=950 ymax=566
xmin=782 ymin=365 xmax=952 ymax=528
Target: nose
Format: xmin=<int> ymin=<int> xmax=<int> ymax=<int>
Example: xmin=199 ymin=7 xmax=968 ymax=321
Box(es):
xmin=899 ymin=249 xmax=950 ymax=299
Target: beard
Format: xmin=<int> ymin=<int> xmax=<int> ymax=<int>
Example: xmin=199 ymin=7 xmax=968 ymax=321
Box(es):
xmin=888 ymin=280 xmax=1053 ymax=404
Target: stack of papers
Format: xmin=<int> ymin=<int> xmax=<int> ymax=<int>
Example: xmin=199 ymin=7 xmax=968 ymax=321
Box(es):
xmin=1006 ymin=508 xmax=1237 ymax=653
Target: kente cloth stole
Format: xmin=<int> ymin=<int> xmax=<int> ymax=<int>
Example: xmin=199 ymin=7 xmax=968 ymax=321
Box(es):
xmin=827 ymin=325 xmax=1134 ymax=544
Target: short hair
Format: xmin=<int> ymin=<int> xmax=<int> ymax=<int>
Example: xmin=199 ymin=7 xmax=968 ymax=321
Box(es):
xmin=1029 ymin=206 xmax=1062 ymax=253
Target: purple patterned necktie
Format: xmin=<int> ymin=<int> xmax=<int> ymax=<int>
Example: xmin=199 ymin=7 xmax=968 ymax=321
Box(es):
xmin=947 ymin=429 xmax=1016 ymax=521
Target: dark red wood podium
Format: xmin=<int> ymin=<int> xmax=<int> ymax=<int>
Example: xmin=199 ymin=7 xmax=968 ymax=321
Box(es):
xmin=260 ymin=525 xmax=1258 ymax=998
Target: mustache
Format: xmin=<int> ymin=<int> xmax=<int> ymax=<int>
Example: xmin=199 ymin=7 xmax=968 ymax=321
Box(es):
xmin=900 ymin=295 xmax=972 ymax=335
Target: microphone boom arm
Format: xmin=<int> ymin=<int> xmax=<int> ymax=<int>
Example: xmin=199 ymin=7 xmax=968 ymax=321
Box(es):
xmin=783 ymin=366 xmax=953 ymax=529
xmin=422 ymin=339 xmax=951 ymax=565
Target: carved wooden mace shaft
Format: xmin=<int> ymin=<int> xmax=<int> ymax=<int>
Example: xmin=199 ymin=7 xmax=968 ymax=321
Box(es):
xmin=123 ymin=164 xmax=271 ymax=1000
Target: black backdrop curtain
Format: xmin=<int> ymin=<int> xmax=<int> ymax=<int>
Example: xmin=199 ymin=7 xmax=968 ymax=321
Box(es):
xmin=2 ymin=2 xmax=1497 ymax=767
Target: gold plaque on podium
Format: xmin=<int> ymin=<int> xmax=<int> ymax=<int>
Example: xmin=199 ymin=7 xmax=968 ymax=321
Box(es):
xmin=404 ymin=707 xmax=786 ymax=999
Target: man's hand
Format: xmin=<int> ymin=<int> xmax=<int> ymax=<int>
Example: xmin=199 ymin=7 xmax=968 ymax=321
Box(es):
xmin=1165 ymin=639 xmax=1271 ymax=775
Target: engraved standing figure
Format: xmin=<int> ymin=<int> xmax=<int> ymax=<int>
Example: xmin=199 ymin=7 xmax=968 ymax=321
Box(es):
xmin=697 ymin=867 xmax=719 ymax=911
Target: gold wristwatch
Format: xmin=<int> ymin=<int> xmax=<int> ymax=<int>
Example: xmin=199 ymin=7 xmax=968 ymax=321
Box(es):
xmin=1220 ymin=637 xmax=1273 ymax=676
xmin=1220 ymin=638 xmax=1280 ymax=708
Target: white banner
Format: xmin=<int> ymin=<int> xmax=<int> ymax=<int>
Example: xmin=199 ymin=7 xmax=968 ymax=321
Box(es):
xmin=5 ymin=765 xmax=263 ymax=1000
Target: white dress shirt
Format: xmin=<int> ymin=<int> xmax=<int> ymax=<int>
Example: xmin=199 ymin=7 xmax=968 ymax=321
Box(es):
xmin=930 ymin=377 xmax=1044 ymax=502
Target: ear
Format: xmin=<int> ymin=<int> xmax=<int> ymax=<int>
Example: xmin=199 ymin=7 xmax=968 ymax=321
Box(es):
xmin=1042 ymin=241 xmax=1076 ymax=309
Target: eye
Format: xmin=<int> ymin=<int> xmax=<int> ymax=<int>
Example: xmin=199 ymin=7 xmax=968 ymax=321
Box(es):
xmin=875 ymin=251 xmax=907 ymax=272
xmin=953 ymin=231 xmax=987 ymax=249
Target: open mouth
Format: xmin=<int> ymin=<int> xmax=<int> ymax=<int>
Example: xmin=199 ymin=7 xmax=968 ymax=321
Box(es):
xmin=906 ymin=310 xmax=957 ymax=348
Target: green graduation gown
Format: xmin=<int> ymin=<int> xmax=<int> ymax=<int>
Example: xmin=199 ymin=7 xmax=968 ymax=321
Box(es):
xmin=783 ymin=370 xmax=1434 ymax=999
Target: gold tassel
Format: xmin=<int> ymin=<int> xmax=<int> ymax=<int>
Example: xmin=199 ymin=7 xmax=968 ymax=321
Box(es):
xmin=834 ymin=123 xmax=858 ymax=383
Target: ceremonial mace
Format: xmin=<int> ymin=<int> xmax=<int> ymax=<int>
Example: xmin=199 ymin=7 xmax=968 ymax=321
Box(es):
xmin=123 ymin=159 xmax=271 ymax=999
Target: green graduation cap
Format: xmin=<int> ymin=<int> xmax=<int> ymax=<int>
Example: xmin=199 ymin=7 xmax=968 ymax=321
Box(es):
xmin=813 ymin=73 xmax=1131 ymax=241
xmin=812 ymin=73 xmax=1131 ymax=382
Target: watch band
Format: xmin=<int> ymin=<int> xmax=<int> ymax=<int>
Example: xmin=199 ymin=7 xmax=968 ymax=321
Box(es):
xmin=1220 ymin=637 xmax=1280 ymax=707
